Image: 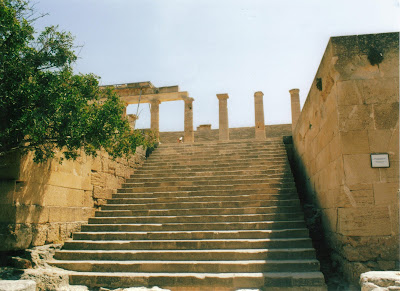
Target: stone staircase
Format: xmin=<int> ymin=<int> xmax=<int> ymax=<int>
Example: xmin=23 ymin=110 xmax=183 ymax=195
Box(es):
xmin=50 ymin=138 xmax=327 ymax=290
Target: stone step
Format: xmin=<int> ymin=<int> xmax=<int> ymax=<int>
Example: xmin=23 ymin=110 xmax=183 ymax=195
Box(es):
xmin=117 ymin=183 xmax=296 ymax=194
xmin=147 ymin=154 xmax=288 ymax=163
xmin=105 ymin=198 xmax=301 ymax=209
xmin=136 ymin=166 xmax=291 ymax=177
xmin=131 ymin=169 xmax=292 ymax=178
xmin=67 ymin=271 xmax=326 ymax=290
xmin=156 ymin=142 xmax=284 ymax=151
xmin=50 ymin=259 xmax=321 ymax=273
xmin=111 ymin=193 xmax=297 ymax=204
xmin=55 ymin=248 xmax=317 ymax=261
xmin=140 ymin=161 xmax=289 ymax=170
xmin=73 ymin=229 xmax=310 ymax=241
xmin=88 ymin=212 xmax=305 ymax=224
xmin=145 ymin=157 xmax=288 ymax=166
xmin=62 ymin=238 xmax=313 ymax=251
xmin=152 ymin=148 xmax=286 ymax=155
xmin=127 ymin=174 xmax=294 ymax=183
xmin=113 ymin=188 xmax=297 ymax=198
xmin=99 ymin=205 xmax=301 ymax=216
xmin=81 ymin=220 xmax=306 ymax=232
xmin=121 ymin=178 xmax=295 ymax=187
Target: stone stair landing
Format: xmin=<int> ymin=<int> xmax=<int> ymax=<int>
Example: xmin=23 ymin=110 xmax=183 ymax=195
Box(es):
xmin=50 ymin=138 xmax=327 ymax=290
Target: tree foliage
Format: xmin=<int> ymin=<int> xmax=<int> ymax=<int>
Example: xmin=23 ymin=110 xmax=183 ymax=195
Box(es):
xmin=0 ymin=0 xmax=156 ymax=162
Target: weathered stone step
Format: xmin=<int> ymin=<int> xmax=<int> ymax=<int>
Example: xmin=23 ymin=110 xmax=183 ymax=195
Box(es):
xmin=62 ymin=238 xmax=313 ymax=250
xmin=117 ymin=183 xmax=296 ymax=194
xmin=68 ymin=271 xmax=326 ymax=290
xmin=112 ymin=191 xmax=297 ymax=200
xmin=111 ymin=192 xmax=297 ymax=204
xmin=127 ymin=174 xmax=294 ymax=183
xmin=104 ymin=198 xmax=301 ymax=210
xmin=131 ymin=169 xmax=292 ymax=178
xmin=156 ymin=142 xmax=285 ymax=151
xmin=50 ymin=259 xmax=321 ymax=273
xmin=88 ymin=212 xmax=304 ymax=224
xmin=55 ymin=248 xmax=317 ymax=261
xmin=147 ymin=154 xmax=287 ymax=165
xmin=122 ymin=178 xmax=295 ymax=187
xmin=81 ymin=220 xmax=306 ymax=232
xmin=73 ymin=229 xmax=310 ymax=241
xmin=69 ymin=271 xmax=326 ymax=290
xmin=145 ymin=156 xmax=288 ymax=165
xmin=155 ymin=144 xmax=286 ymax=153
xmin=137 ymin=166 xmax=291 ymax=177
xmin=99 ymin=205 xmax=301 ymax=216
xmin=141 ymin=161 xmax=289 ymax=170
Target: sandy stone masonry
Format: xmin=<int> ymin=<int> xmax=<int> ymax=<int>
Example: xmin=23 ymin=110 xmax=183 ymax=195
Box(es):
xmin=0 ymin=147 xmax=146 ymax=251
xmin=291 ymin=32 xmax=399 ymax=285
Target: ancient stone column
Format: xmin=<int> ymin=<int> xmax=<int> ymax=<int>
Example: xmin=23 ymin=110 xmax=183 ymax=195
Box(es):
xmin=150 ymin=99 xmax=161 ymax=141
xmin=289 ymin=89 xmax=301 ymax=132
xmin=216 ymin=94 xmax=229 ymax=141
xmin=122 ymin=103 xmax=128 ymax=118
xmin=254 ymin=91 xmax=266 ymax=140
xmin=184 ymin=97 xmax=194 ymax=143
xmin=127 ymin=114 xmax=138 ymax=130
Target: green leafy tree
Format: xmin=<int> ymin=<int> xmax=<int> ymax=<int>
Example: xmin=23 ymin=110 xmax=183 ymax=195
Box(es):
xmin=0 ymin=0 xmax=155 ymax=162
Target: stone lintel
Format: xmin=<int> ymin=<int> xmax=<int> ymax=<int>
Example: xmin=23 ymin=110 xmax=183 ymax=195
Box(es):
xmin=119 ymin=91 xmax=189 ymax=105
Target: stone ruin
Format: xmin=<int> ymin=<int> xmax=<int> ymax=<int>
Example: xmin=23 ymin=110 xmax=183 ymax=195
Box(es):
xmin=0 ymin=32 xmax=398 ymax=289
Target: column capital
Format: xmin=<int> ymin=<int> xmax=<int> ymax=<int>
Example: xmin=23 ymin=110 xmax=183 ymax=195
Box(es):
xmin=217 ymin=93 xmax=229 ymax=100
xmin=150 ymin=98 xmax=161 ymax=105
xmin=289 ymin=88 xmax=300 ymax=95
xmin=183 ymin=97 xmax=194 ymax=103
xmin=254 ymin=91 xmax=264 ymax=98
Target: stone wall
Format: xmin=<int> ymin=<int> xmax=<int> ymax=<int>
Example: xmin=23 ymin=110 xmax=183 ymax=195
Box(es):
xmin=292 ymin=32 xmax=399 ymax=284
xmin=159 ymin=124 xmax=292 ymax=143
xmin=0 ymin=148 xmax=146 ymax=251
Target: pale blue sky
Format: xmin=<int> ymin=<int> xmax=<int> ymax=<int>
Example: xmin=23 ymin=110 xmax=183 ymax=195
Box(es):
xmin=34 ymin=0 xmax=400 ymax=131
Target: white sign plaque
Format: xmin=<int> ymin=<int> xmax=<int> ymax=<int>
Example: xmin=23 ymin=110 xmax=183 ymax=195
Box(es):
xmin=371 ymin=153 xmax=390 ymax=168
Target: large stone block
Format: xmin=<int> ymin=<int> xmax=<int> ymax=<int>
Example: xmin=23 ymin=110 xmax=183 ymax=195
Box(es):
xmin=379 ymin=160 xmax=399 ymax=183
xmin=0 ymin=204 xmax=16 ymax=223
xmin=0 ymin=280 xmax=36 ymax=291
xmin=368 ymin=129 xmax=399 ymax=156
xmin=0 ymin=223 xmax=33 ymax=251
xmin=340 ymin=130 xmax=370 ymax=154
xmin=41 ymin=185 xmax=85 ymax=207
xmin=0 ymin=181 xmax=15 ymax=205
xmin=343 ymin=154 xmax=380 ymax=185
xmin=373 ymin=182 xmax=398 ymax=205
xmin=46 ymin=223 xmax=60 ymax=243
xmin=337 ymin=80 xmax=363 ymax=106
xmin=373 ymin=102 xmax=399 ymax=130
xmin=15 ymin=205 xmax=49 ymax=224
xmin=336 ymin=187 xmax=374 ymax=207
xmin=328 ymin=134 xmax=342 ymax=162
xmin=338 ymin=104 xmax=374 ymax=131
xmin=360 ymin=78 xmax=399 ymax=104
xmin=321 ymin=208 xmax=337 ymax=232
xmin=31 ymin=224 xmax=47 ymax=246
xmin=47 ymin=171 xmax=92 ymax=191
xmin=337 ymin=206 xmax=392 ymax=236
